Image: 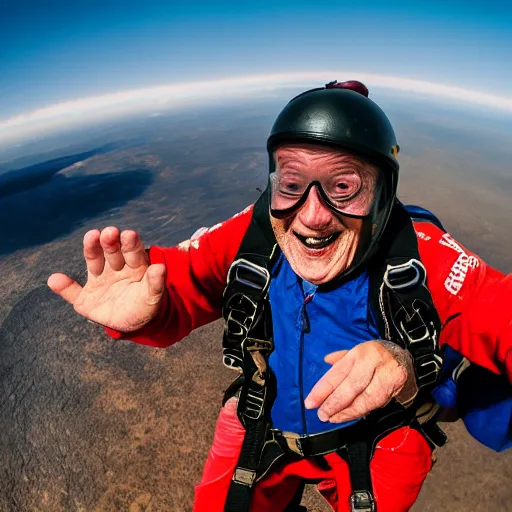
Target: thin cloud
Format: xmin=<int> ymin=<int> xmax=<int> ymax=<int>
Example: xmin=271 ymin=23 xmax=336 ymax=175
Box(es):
xmin=1 ymin=72 xmax=511 ymax=144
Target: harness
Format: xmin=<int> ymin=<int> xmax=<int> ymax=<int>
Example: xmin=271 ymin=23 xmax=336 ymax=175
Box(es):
xmin=221 ymin=193 xmax=446 ymax=512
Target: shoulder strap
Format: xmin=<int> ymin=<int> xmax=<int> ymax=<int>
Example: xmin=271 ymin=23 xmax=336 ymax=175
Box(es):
xmin=222 ymin=192 xmax=280 ymax=512
xmin=222 ymin=191 xmax=278 ymax=372
xmin=235 ymin=190 xmax=278 ymax=265
xmin=369 ymin=202 xmax=444 ymax=395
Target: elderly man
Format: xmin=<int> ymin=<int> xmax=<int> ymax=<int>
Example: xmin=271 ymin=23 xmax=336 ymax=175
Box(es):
xmin=48 ymin=81 xmax=512 ymax=512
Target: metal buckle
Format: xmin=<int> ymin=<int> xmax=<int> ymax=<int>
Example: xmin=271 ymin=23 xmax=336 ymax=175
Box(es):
xmin=225 ymin=294 xmax=259 ymax=326
xmin=232 ymin=467 xmax=256 ymax=486
xmin=417 ymin=355 xmax=443 ymax=388
xmin=223 ymin=294 xmax=260 ymax=355
xmin=398 ymin=306 xmax=435 ymax=346
xmin=384 ymin=259 xmax=426 ymax=291
xmin=222 ymin=351 xmax=243 ymax=370
xmin=223 ymin=259 xmax=270 ymax=347
xmin=399 ymin=320 xmax=431 ymax=345
xmin=243 ymin=384 xmax=267 ymax=420
xmin=226 ymin=258 xmax=271 ymax=295
xmin=245 ymin=338 xmax=273 ymax=352
xmin=349 ymin=490 xmax=375 ymax=512
xmin=280 ymin=432 xmax=304 ymax=456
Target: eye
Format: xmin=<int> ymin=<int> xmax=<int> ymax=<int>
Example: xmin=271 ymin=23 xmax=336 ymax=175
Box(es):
xmin=330 ymin=175 xmax=361 ymax=198
xmin=283 ymin=182 xmax=301 ymax=192
xmin=279 ymin=178 xmax=305 ymax=196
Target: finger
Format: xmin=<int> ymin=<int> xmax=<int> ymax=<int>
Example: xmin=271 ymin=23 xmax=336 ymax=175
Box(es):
xmin=47 ymin=273 xmax=83 ymax=305
xmin=328 ymin=373 xmax=395 ymax=423
xmin=141 ymin=264 xmax=167 ymax=306
xmin=120 ymin=230 xmax=148 ymax=269
xmin=83 ymin=229 xmax=104 ymax=277
xmin=317 ymin=362 xmax=377 ymax=421
xmin=100 ymin=226 xmax=125 ymax=272
xmin=324 ymin=349 xmax=349 ymax=365
xmin=304 ymin=351 xmax=356 ymax=410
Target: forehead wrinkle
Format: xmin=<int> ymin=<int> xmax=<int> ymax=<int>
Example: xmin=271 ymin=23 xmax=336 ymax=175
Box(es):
xmin=275 ymin=145 xmax=373 ymax=176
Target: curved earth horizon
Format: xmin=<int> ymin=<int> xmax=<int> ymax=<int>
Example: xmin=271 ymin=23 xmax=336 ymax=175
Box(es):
xmin=2 ymin=72 xmax=512 ymax=148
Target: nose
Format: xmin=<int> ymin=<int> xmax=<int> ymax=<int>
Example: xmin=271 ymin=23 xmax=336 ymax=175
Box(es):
xmin=297 ymin=186 xmax=335 ymax=230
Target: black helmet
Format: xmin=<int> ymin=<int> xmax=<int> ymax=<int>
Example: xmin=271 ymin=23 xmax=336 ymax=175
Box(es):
xmin=267 ymin=80 xmax=400 ymax=175
xmin=266 ymin=81 xmax=401 ymax=285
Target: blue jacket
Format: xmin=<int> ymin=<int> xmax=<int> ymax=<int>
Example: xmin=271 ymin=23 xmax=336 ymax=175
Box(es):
xmin=268 ymin=253 xmax=380 ymax=435
xmin=268 ymin=253 xmax=512 ymax=451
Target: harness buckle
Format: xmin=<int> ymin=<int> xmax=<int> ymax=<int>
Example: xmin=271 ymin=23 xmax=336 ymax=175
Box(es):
xmin=232 ymin=467 xmax=257 ymax=486
xmin=416 ymin=354 xmax=443 ymax=388
xmin=243 ymin=381 xmax=267 ymax=420
xmin=222 ymin=353 xmax=244 ymax=371
xmin=384 ymin=259 xmax=426 ymax=291
xmin=399 ymin=319 xmax=430 ymax=345
xmin=280 ymin=431 xmax=304 ymax=456
xmin=349 ymin=490 xmax=375 ymax=512
xmin=224 ymin=294 xmax=259 ymax=340
xmin=226 ymin=258 xmax=271 ymax=296
xmin=223 ymin=259 xmax=272 ymax=373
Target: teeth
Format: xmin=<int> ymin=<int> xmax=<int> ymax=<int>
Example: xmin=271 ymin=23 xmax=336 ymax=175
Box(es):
xmin=297 ymin=232 xmax=339 ymax=249
xmin=304 ymin=235 xmax=335 ymax=247
xmin=306 ymin=237 xmax=328 ymax=245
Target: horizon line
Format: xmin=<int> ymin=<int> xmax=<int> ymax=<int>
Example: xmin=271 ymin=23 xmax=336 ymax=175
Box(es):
xmin=1 ymin=71 xmax=512 ymax=143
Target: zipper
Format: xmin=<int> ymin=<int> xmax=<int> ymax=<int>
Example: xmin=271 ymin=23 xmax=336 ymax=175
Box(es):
xmin=301 ymin=294 xmax=313 ymax=333
xmin=299 ymin=292 xmax=314 ymax=435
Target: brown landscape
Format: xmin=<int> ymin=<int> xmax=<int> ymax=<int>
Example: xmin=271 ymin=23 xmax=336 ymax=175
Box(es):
xmin=0 ymin=99 xmax=511 ymax=511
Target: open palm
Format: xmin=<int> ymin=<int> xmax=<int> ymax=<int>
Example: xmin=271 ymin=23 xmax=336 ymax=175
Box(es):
xmin=47 ymin=226 xmax=166 ymax=333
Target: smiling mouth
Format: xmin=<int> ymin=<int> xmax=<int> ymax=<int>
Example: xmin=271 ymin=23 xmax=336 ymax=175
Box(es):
xmin=294 ymin=231 xmax=341 ymax=249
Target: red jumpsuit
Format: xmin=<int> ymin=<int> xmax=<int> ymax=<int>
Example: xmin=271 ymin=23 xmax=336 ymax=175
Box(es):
xmin=106 ymin=205 xmax=512 ymax=511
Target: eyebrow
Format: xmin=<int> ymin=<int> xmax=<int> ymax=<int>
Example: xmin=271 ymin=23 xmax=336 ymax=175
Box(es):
xmin=276 ymin=158 xmax=363 ymax=176
xmin=275 ymin=149 xmax=367 ymax=171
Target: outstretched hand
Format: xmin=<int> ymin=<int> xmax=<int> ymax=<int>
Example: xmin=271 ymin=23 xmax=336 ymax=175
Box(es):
xmin=304 ymin=340 xmax=418 ymax=423
xmin=47 ymin=227 xmax=167 ymax=333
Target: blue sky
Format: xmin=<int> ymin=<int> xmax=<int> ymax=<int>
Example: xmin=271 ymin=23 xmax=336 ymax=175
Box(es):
xmin=1 ymin=0 xmax=511 ymax=119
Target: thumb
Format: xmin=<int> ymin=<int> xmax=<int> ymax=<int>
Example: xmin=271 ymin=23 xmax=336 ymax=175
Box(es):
xmin=324 ymin=349 xmax=349 ymax=365
xmin=143 ymin=264 xmax=167 ymax=305
xmin=47 ymin=273 xmax=82 ymax=305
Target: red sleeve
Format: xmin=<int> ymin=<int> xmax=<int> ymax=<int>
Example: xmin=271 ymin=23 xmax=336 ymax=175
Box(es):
xmin=415 ymin=222 xmax=512 ymax=382
xmin=104 ymin=205 xmax=254 ymax=347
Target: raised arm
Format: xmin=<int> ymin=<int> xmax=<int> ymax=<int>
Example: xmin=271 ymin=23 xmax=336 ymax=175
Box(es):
xmin=106 ymin=206 xmax=254 ymax=347
xmin=49 ymin=205 xmax=254 ymax=349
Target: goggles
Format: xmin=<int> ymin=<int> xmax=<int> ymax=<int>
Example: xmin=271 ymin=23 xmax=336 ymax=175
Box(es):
xmin=269 ymin=168 xmax=379 ymax=219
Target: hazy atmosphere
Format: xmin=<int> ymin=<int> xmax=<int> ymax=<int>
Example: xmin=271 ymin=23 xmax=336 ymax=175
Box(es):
xmin=1 ymin=1 xmax=511 ymax=511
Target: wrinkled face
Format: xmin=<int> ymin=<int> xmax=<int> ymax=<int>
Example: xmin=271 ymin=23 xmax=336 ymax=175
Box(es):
xmin=270 ymin=144 xmax=379 ymax=285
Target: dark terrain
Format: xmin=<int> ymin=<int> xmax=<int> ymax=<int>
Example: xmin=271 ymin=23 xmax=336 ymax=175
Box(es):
xmin=0 ymin=100 xmax=511 ymax=511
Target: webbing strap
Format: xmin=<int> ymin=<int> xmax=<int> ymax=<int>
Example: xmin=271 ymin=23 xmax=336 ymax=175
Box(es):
xmin=381 ymin=258 xmax=443 ymax=390
xmin=370 ymin=202 xmax=443 ymax=394
xmin=344 ymin=441 xmax=375 ymax=512
xmin=223 ymin=192 xmax=279 ymax=512
xmin=224 ymin=420 xmax=270 ymax=512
